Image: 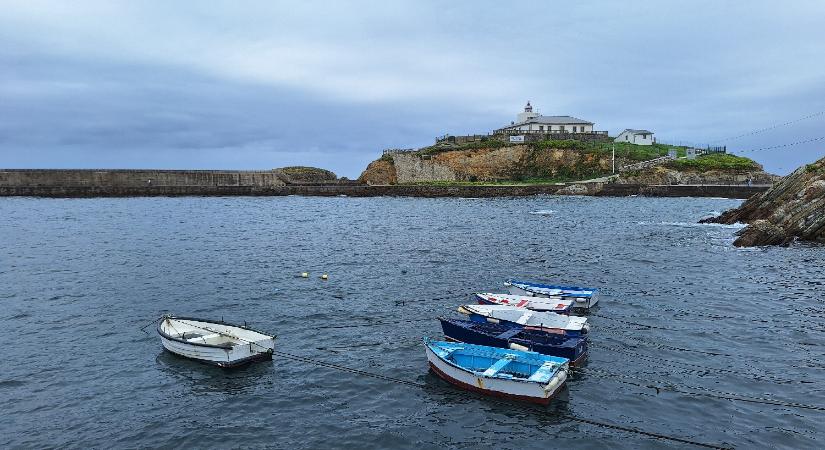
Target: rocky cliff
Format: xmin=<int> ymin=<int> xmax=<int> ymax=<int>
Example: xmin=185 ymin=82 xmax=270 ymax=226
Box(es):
xmin=359 ymin=141 xmax=775 ymax=187
xmin=700 ymin=156 xmax=825 ymax=246
xmin=358 ymin=145 xmax=613 ymax=184
xmin=617 ymin=166 xmax=778 ymax=185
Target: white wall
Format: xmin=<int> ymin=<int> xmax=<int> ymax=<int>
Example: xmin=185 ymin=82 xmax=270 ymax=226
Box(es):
xmin=512 ymin=123 xmax=593 ymax=133
xmin=615 ymin=131 xmax=654 ymax=145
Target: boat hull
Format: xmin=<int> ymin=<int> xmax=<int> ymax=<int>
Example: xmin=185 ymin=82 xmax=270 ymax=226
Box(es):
xmin=440 ymin=318 xmax=587 ymax=366
xmin=159 ymin=335 xmax=273 ymax=368
xmin=424 ymin=344 xmax=566 ymax=405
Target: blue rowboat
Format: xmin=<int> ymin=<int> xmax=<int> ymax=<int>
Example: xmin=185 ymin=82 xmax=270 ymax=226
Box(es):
xmin=505 ymin=279 xmax=600 ymax=309
xmin=424 ymin=338 xmax=569 ymax=405
xmin=439 ymin=317 xmax=588 ymax=366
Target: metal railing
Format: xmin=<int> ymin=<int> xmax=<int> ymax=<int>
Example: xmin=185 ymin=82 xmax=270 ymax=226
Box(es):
xmin=382 ymin=148 xmax=417 ymax=155
xmin=493 ymin=129 xmax=609 ymax=135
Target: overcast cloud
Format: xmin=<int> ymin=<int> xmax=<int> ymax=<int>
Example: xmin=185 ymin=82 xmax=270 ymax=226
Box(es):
xmin=1 ymin=0 xmax=824 ymax=176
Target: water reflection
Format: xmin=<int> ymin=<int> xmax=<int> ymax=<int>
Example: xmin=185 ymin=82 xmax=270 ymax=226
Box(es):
xmin=155 ymin=350 xmax=275 ymax=395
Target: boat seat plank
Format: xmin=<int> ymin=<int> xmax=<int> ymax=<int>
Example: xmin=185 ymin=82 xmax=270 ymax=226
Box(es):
xmin=482 ymin=357 xmax=513 ymax=377
xmin=187 ymin=333 xmax=221 ymax=342
xmin=515 ymin=311 xmax=533 ymax=325
xmin=178 ymin=332 xmax=205 ymax=340
xmin=496 ymin=328 xmax=522 ymax=340
xmin=527 ymin=362 xmax=558 ymax=383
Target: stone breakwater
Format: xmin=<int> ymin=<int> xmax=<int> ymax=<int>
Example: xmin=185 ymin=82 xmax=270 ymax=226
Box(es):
xmin=0 ymin=169 xmax=767 ymax=198
xmin=0 ymin=169 xmax=288 ymax=190
xmin=701 ymin=157 xmax=825 ymax=246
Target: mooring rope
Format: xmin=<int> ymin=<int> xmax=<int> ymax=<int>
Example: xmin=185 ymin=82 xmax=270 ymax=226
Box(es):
xmin=590 ymin=342 xmax=809 ymax=384
xmin=309 ymin=337 xmax=825 ymax=413
xmin=271 ymin=350 xmax=731 ymax=449
xmin=576 ymin=367 xmax=825 ymax=412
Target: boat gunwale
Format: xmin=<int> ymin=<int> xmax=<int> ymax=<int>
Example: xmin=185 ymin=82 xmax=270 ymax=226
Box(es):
xmin=157 ymin=316 xmax=276 ymax=350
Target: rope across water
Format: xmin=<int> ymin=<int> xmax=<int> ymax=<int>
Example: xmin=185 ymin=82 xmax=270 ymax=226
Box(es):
xmin=272 ymin=350 xmax=732 ymax=449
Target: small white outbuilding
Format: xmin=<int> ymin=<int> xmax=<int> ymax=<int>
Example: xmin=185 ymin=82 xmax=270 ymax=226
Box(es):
xmin=615 ymin=129 xmax=655 ymax=145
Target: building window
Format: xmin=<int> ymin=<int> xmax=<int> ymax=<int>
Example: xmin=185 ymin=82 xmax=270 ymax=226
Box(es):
xmin=539 ymin=125 xmax=544 ymax=131
xmin=560 ymin=126 xmax=565 ymax=132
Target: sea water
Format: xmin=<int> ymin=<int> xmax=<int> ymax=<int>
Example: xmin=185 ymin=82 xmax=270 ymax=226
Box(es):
xmin=1 ymin=196 xmax=823 ymax=449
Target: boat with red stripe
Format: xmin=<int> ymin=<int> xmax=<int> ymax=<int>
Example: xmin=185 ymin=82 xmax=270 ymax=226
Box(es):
xmin=475 ymin=293 xmax=573 ymax=313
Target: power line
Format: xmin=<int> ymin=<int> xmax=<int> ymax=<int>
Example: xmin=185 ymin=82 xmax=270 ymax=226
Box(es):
xmin=713 ymin=110 xmax=825 ymax=143
xmin=737 ymin=135 xmax=825 ymax=153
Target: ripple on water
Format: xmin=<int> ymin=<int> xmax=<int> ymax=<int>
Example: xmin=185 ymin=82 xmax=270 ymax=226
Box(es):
xmin=0 ymin=195 xmax=823 ymax=449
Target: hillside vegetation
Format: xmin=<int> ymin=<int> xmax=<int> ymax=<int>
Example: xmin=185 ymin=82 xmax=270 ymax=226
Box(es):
xmin=665 ymin=153 xmax=760 ymax=172
xmin=360 ymin=139 xmax=767 ymax=185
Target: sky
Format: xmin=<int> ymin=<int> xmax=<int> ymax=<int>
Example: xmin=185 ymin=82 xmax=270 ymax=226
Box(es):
xmin=1 ymin=1 xmax=824 ymax=177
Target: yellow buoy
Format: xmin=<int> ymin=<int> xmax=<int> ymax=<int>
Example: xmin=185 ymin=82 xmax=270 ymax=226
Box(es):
xmin=301 ymin=272 xmax=309 ymax=278
xmin=320 ymin=274 xmax=329 ymax=280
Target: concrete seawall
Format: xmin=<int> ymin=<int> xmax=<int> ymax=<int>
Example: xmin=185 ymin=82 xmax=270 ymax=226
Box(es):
xmin=0 ymin=169 xmax=286 ymax=188
xmin=0 ymin=169 xmax=769 ymax=199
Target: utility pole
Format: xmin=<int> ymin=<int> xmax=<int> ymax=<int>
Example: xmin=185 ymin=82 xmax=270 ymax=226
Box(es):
xmin=612 ymin=143 xmax=615 ymax=175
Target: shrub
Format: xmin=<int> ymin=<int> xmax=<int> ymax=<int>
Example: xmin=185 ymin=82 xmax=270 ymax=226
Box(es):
xmin=665 ymin=154 xmax=759 ymax=172
xmin=531 ymin=139 xmax=585 ymax=150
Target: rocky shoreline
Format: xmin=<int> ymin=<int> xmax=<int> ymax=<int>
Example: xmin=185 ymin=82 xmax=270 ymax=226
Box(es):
xmin=701 ymin=157 xmax=825 ymax=246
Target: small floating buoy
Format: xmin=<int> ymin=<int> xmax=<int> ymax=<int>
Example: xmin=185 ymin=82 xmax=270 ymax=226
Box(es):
xmin=301 ymin=272 xmax=309 ymax=278
xmin=320 ymin=274 xmax=329 ymax=280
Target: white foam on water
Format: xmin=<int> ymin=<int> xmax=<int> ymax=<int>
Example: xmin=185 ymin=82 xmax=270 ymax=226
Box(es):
xmin=637 ymin=220 xmax=747 ymax=230
xmin=529 ymin=209 xmax=556 ymax=215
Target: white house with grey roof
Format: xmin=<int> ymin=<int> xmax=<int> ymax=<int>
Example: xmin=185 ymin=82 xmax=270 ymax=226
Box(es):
xmin=615 ymin=129 xmax=655 ymax=145
xmin=497 ymin=102 xmax=594 ymax=134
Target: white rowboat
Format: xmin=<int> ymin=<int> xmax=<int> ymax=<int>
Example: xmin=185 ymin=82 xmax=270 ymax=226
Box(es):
xmin=475 ymin=293 xmax=573 ymax=313
xmin=157 ymin=316 xmax=276 ymax=368
xmin=458 ymin=304 xmax=590 ymax=335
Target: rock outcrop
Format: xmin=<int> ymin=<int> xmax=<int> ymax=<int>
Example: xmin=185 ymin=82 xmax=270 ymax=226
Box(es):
xmin=701 ymin=156 xmax=825 ymax=246
xmin=359 ymin=159 xmax=397 ymax=185
xmin=274 ymin=166 xmax=337 ymax=184
xmin=358 ymin=145 xmax=612 ymax=185
xmin=617 ymin=166 xmax=778 ymax=186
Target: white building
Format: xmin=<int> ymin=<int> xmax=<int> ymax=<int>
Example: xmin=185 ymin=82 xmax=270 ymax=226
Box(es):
xmin=615 ymin=129 xmax=655 ymax=145
xmin=498 ymin=102 xmax=594 ymax=134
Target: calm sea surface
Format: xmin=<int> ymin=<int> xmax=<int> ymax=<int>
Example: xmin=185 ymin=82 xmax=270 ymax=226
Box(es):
xmin=1 ymin=196 xmax=824 ymax=449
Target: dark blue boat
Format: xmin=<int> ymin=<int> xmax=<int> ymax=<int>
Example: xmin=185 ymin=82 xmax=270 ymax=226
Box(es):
xmin=439 ymin=317 xmax=588 ymax=366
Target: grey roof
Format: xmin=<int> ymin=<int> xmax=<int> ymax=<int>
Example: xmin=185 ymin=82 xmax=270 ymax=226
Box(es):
xmin=503 ymin=115 xmax=593 ymax=128
xmin=622 ymin=129 xmax=653 ymax=135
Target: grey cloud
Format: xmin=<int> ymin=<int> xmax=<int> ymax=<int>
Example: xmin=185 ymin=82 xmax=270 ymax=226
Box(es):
xmin=1 ymin=1 xmax=824 ymax=176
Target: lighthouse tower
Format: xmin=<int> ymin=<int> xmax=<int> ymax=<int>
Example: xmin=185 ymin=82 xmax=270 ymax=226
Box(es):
xmin=517 ymin=101 xmax=540 ymax=123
